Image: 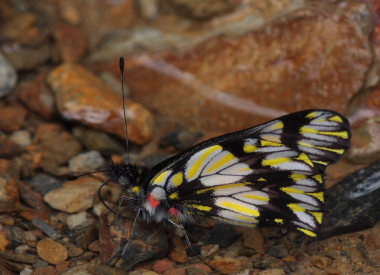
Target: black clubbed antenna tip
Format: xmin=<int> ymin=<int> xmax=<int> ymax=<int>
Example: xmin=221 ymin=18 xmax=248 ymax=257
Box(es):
xmin=119 ymin=57 xmax=124 ymax=74
xmin=119 ymin=56 xmax=129 ymax=163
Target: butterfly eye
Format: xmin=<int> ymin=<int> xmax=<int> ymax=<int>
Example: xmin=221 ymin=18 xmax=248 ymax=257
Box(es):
xmin=118 ymin=176 xmax=131 ymax=187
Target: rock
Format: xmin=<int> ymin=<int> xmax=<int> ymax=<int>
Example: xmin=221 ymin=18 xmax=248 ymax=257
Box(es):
xmin=0 ymin=231 xmax=9 ymax=251
xmin=65 ymin=242 xmax=84 ymax=257
xmin=321 ymin=160 xmax=380 ymax=239
xmin=159 ymin=128 xmax=203 ymax=150
xmin=88 ymin=240 xmax=100 ymax=252
xmin=72 ymin=127 xmax=124 ymax=154
xmin=29 ymin=174 xmax=61 ymax=195
xmin=347 ymin=86 xmax=380 ymax=164
xmin=57 ymin=0 xmax=136 ymax=48
xmin=209 ymin=256 xmax=241 ymax=274
xmin=66 ymin=211 xmax=93 ymax=230
xmin=47 ymin=63 xmax=155 ymax=145
xmin=128 ymin=271 xmax=159 ymax=275
xmin=32 ymin=219 xmax=60 ymax=240
xmin=43 ymin=176 xmax=102 ymax=213
xmin=0 ymin=103 xmax=27 ymax=132
xmin=68 ymin=150 xmax=105 ymax=174
xmin=310 ymin=255 xmax=331 ymax=269
xmin=99 ymin=218 xmax=169 ymax=270
xmin=169 ymin=236 xmax=188 ymax=263
xmin=3 ymin=43 xmax=51 ymax=71
xmin=0 ymin=176 xmax=19 ymax=206
xmin=0 ymin=52 xmax=17 ymax=98
xmin=36 ymin=238 xmax=68 ymax=264
xmin=72 ymin=224 xmax=98 ymax=250
xmin=139 ymin=0 xmax=159 ymax=20
xmin=152 ymin=258 xmax=175 ymax=274
xmin=241 ymin=228 xmax=265 ymax=253
xmin=17 ymin=71 xmax=56 ymax=119
xmin=201 ymin=244 xmax=219 ymax=257
xmin=169 ymin=0 xmax=241 ymax=19
xmin=33 ymin=123 xmax=82 ymax=172
xmin=123 ymin=1 xmax=372 ymax=134
xmin=205 ymin=224 xmax=239 ymax=248
xmin=54 ymin=22 xmax=87 ymax=63
xmin=9 ymin=130 xmax=32 ymax=147
xmin=163 ymin=267 xmax=186 ymax=275
xmin=0 ymin=135 xmax=22 ymax=157
xmin=60 ymin=263 xmax=125 ymax=275
xmin=258 ymin=269 xmax=285 ymax=275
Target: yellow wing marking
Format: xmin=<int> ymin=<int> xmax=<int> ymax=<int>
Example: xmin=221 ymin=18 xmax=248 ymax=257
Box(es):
xmin=205 ymin=152 xmax=236 ymax=174
xmin=297 ymin=228 xmax=317 ymax=237
xmin=171 ymin=172 xmax=184 ymax=187
xmin=261 ymin=140 xmax=283 ymax=147
xmin=220 ymin=201 xmax=260 ymax=217
xmin=300 ymin=126 xmax=348 ymax=139
xmin=243 ymin=193 xmax=270 ymax=202
xmin=310 ymin=211 xmax=323 ymax=224
xmin=152 ymin=170 xmax=171 ymax=185
xmin=329 ymin=115 xmax=343 ymax=123
xmin=258 ymin=177 xmax=267 ymax=182
xmin=262 ymin=157 xmax=291 ymax=167
xmin=312 ymin=160 xmax=328 ymax=166
xmin=187 ymin=145 xmax=221 ymax=180
xmin=313 ymin=174 xmax=323 ymax=183
xmin=274 ymin=218 xmax=284 ymax=224
xmin=308 ymin=192 xmax=324 ymax=202
xmin=290 ymin=173 xmax=307 ymax=181
xmin=169 ymin=192 xmax=179 ymax=199
xmin=296 ymin=153 xmax=314 ymax=167
xmin=281 ymin=187 xmax=304 ymax=194
xmin=196 ymin=182 xmax=252 ymax=194
xmin=298 ymin=141 xmax=345 ymax=154
xmin=270 ymin=121 xmax=284 ymax=130
xmin=244 ymin=144 xmax=257 ymax=153
xmin=288 ymin=203 xmax=305 ymax=212
xmin=131 ymin=186 xmax=140 ymax=194
xmin=237 ymin=215 xmax=258 ymax=223
xmin=261 ymin=135 xmax=281 ymax=143
xmin=306 ymin=112 xmax=319 ymax=118
xmin=188 ymin=205 xmax=212 ymax=211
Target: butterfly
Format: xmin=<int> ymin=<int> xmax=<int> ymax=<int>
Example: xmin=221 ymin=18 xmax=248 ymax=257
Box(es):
xmin=102 ymin=108 xmax=351 ymax=251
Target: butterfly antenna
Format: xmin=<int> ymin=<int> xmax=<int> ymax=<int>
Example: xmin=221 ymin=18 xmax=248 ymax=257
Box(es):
xmin=119 ymin=57 xmax=130 ymax=163
xmin=68 ymin=169 xmax=111 ymax=180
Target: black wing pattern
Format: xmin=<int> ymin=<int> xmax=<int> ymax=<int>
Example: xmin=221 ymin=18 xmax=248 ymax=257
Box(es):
xmin=146 ymin=110 xmax=351 ymax=237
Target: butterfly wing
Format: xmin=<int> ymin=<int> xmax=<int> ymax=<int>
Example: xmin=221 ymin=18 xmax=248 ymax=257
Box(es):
xmin=145 ymin=110 xmax=350 ymax=237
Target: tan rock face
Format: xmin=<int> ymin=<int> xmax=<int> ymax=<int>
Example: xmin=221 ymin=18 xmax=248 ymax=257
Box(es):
xmin=47 ymin=63 xmax=155 ymax=145
xmin=36 ymin=238 xmax=68 ymax=264
xmin=43 ymin=176 xmax=102 ymax=213
xmin=124 ymin=1 xmax=372 ymax=134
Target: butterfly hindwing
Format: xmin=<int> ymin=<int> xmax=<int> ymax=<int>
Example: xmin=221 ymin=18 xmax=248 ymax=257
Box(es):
xmin=146 ymin=110 xmax=350 ymax=237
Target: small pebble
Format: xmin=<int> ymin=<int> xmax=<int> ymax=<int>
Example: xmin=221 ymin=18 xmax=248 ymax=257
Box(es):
xmin=68 ymin=150 xmax=105 ymax=174
xmin=36 ymin=238 xmax=68 ymax=264
xmin=9 ymin=130 xmax=32 ymax=147
xmin=43 ymin=176 xmax=102 ymax=213
xmin=0 ymin=52 xmax=17 ymax=98
xmin=66 ymin=211 xmax=92 ymax=230
xmin=209 ymin=256 xmax=241 ymax=274
xmin=258 ymin=268 xmax=286 ymax=275
xmin=152 ymin=258 xmax=175 ymax=274
xmin=29 ymin=174 xmax=61 ymax=195
xmin=201 ymin=244 xmax=219 ymax=257
xmin=20 ymin=268 xmax=33 ymax=275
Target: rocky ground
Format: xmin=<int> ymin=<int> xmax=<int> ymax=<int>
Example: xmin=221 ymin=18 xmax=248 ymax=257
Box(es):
xmin=0 ymin=0 xmax=379 ymax=274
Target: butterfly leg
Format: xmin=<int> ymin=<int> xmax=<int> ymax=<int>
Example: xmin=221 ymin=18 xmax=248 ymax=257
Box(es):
xmin=109 ymin=208 xmax=141 ymax=266
xmin=166 ymin=219 xmax=194 ymax=251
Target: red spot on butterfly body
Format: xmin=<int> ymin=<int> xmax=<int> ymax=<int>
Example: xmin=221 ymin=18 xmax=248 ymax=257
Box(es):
xmin=147 ymin=193 xmax=160 ymax=208
xmin=169 ymin=207 xmax=179 ymax=216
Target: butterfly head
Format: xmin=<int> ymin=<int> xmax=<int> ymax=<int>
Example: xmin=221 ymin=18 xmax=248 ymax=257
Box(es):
xmin=105 ymin=161 xmax=140 ymax=194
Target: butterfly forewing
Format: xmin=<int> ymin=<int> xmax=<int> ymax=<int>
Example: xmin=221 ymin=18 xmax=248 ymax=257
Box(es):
xmin=146 ymin=110 xmax=350 ymax=237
